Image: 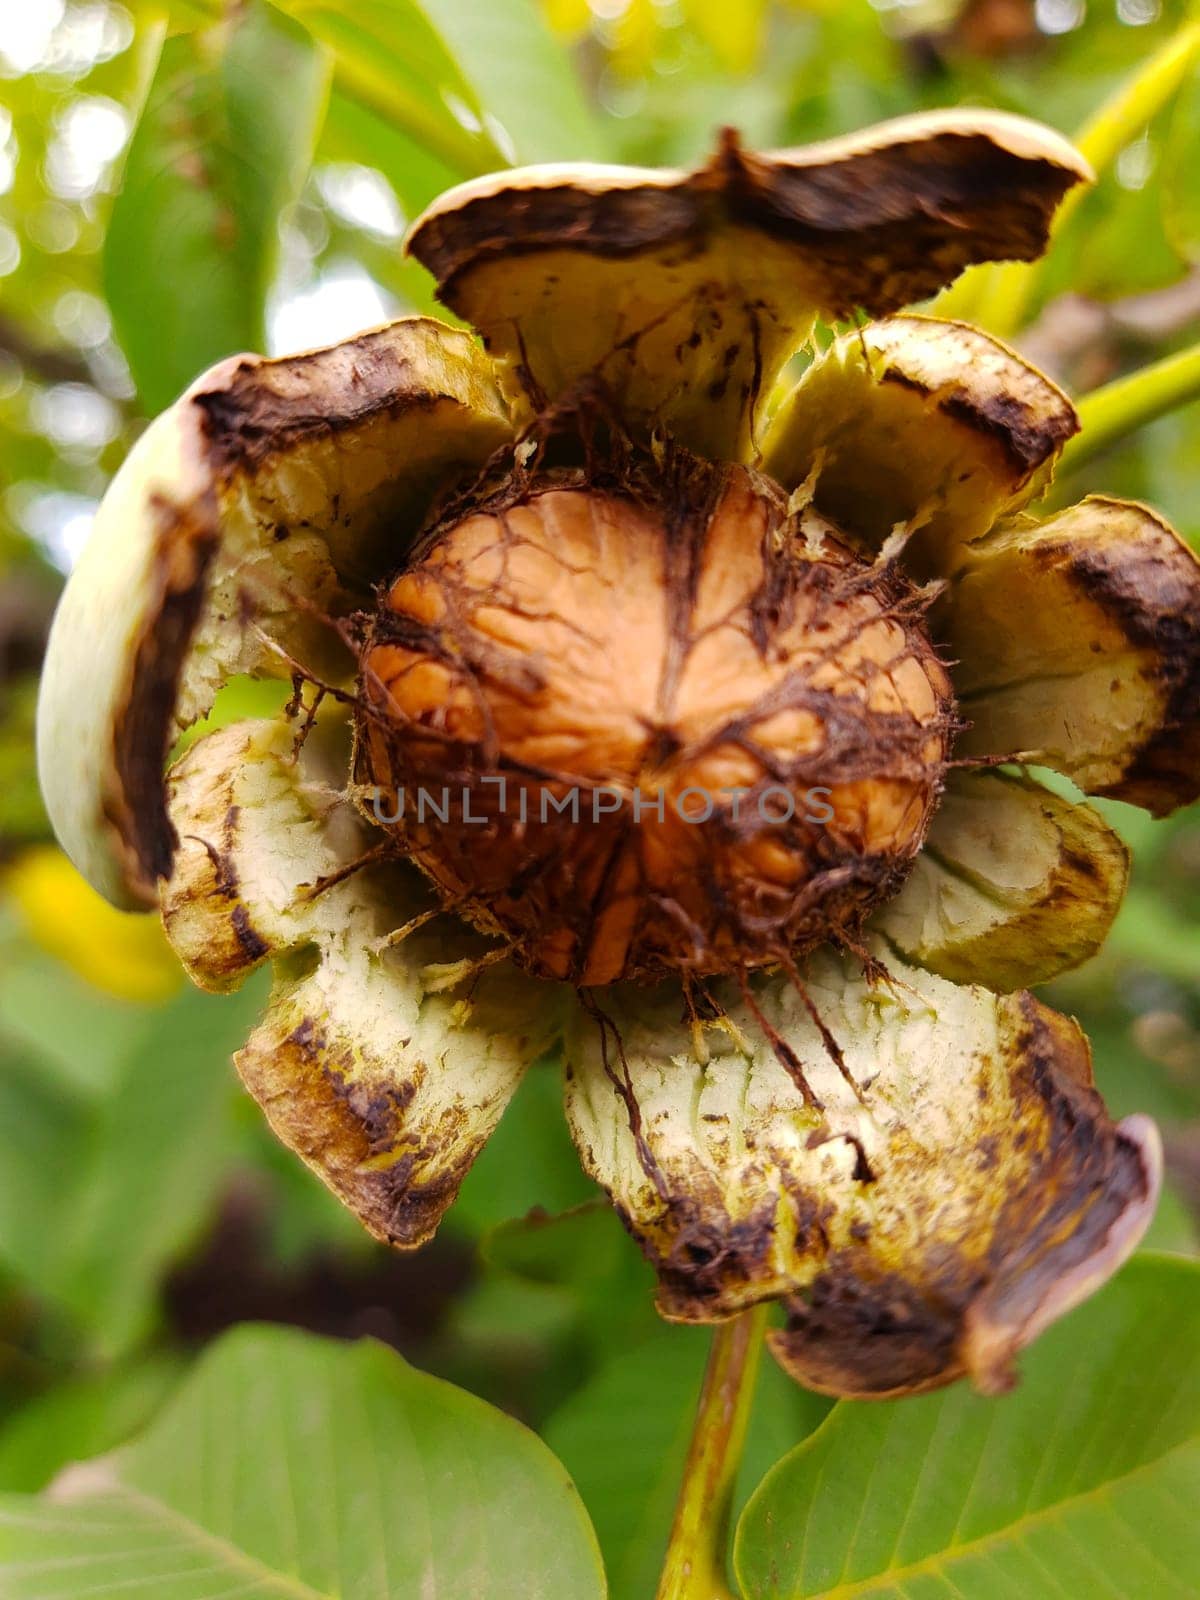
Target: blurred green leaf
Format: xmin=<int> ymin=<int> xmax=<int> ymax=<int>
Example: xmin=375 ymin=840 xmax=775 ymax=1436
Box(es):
xmin=273 ymin=0 xmax=502 ymax=173
xmin=49 ymin=979 xmax=269 ymax=1357
xmin=413 ymin=0 xmax=607 ymax=162
xmin=170 ymin=674 xmax=292 ymax=759
xmin=947 ymin=18 xmax=1200 ymax=331
xmin=318 ymin=83 xmax=459 ymax=207
xmin=734 ymin=1254 xmax=1200 ymax=1599
xmin=0 ymin=680 xmax=47 ymax=848
xmin=0 ymin=1355 xmax=180 ymax=1493
xmin=1144 ymin=1184 xmax=1200 ymax=1256
xmin=1048 ymin=165 xmax=1189 ymax=303
xmin=104 ymin=3 xmax=329 ymax=411
xmin=0 ymin=948 xmax=139 ymax=1102
xmin=446 ymin=1268 xmax=584 ymax=1390
xmin=450 ymin=1057 xmax=598 ymax=1237
xmin=318 ymin=87 xmax=462 ymax=313
xmin=437 ymin=1191 xmax=655 ymax=1426
xmin=482 ymin=1200 xmax=625 ymax=1286
xmin=0 ymin=1324 xmax=606 ymax=1599
xmin=478 ymin=1198 xmax=659 ymax=1357
xmin=1064 ymin=339 xmax=1200 ymax=473
xmin=152 ymin=0 xmax=603 ymax=171
xmin=277 ymin=0 xmax=606 ymax=169
xmin=1111 ymin=885 xmax=1200 ymax=992
xmin=0 ymin=1047 xmax=90 ymax=1287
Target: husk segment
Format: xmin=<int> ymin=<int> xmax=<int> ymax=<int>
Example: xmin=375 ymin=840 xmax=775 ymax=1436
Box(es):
xmin=161 ymin=717 xmax=555 ymax=1246
xmin=36 ymin=320 xmax=512 ymax=909
xmin=407 ymin=114 xmax=1089 ymax=459
xmin=943 ymin=496 xmax=1200 ymax=816
xmin=761 ymin=316 xmax=1078 ymax=571
xmin=563 ymin=948 xmax=1159 ymax=1398
xmin=874 ymin=768 xmax=1129 ymax=990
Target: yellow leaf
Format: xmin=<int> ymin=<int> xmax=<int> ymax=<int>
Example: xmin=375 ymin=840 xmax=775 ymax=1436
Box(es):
xmin=542 ymin=0 xmax=593 ymax=39
xmin=609 ymin=0 xmax=660 ymax=77
xmin=5 ymin=846 xmax=182 ymax=1005
xmin=684 ymin=0 xmax=765 ymax=73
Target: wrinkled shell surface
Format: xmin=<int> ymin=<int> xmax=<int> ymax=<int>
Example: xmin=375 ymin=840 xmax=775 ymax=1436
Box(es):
xmin=359 ymin=462 xmax=954 ymax=984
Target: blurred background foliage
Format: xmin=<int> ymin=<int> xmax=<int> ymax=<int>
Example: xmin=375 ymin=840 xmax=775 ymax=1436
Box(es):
xmin=0 ymin=0 xmax=1198 ymax=1585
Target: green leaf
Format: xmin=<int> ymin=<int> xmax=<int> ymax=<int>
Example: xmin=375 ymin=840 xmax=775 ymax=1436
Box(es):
xmin=104 ymin=3 xmax=329 ymax=411
xmin=0 ymin=1357 xmax=181 ymax=1493
xmin=317 ymin=87 xmax=463 ymax=315
xmin=1062 ymin=340 xmax=1200 ymax=477
xmin=546 ymin=1325 xmax=709 ymax=1600
xmin=0 ymin=1324 xmax=607 ymax=1599
xmin=0 ymin=1046 xmax=89 ymax=1287
xmin=319 ymin=85 xmax=459 ymax=213
xmin=546 ymin=1322 xmax=829 ymax=1600
xmin=274 ymin=0 xmax=499 ymax=174
xmin=475 ymin=1195 xmax=660 ymax=1364
xmin=451 ymin=1058 xmax=599 ymax=1237
xmin=734 ymin=1254 xmax=1200 ymax=1599
xmin=0 ymin=951 xmax=146 ymax=1102
xmin=277 ymin=0 xmax=606 ymax=169
xmin=49 ymin=980 xmax=269 ymax=1356
xmin=413 ymin=0 xmax=606 ymax=162
xmin=482 ymin=1200 xmax=625 ymax=1286
xmin=446 ymin=1196 xmax=656 ymax=1426
xmin=736 ymin=1355 xmax=835 ymax=1521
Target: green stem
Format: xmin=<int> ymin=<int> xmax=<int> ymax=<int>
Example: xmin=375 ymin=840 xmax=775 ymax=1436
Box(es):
xmin=1055 ymin=21 xmax=1200 ymax=230
xmin=937 ymin=21 xmax=1200 ymax=335
xmin=1059 ymin=340 xmax=1200 ymax=475
xmin=655 ymin=1307 xmax=769 ymax=1600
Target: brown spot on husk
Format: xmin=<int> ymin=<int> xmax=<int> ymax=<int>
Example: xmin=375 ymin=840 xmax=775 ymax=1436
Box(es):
xmin=65 ymin=320 xmax=511 ymax=912
xmin=762 ymin=316 xmax=1079 ymax=575
xmin=162 ymin=825 xmax=274 ymax=993
xmin=768 ymin=995 xmax=1157 ymax=1398
xmin=410 ymin=123 xmax=1084 ymax=322
xmin=107 ymin=491 xmax=219 ymax=904
xmin=236 ymin=1016 xmax=469 ymax=1250
xmin=1054 ymin=509 xmax=1200 ymax=816
xmin=230 ymin=903 xmax=269 ymax=962
xmin=192 ymin=339 xmax=449 ymax=474
xmin=944 ymin=496 xmax=1200 ymax=816
xmin=938 ymin=387 xmax=1076 ymax=474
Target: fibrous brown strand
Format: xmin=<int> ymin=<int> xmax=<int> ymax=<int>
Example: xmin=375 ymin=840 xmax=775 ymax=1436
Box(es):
xmin=354 ymin=437 xmax=956 ymax=986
